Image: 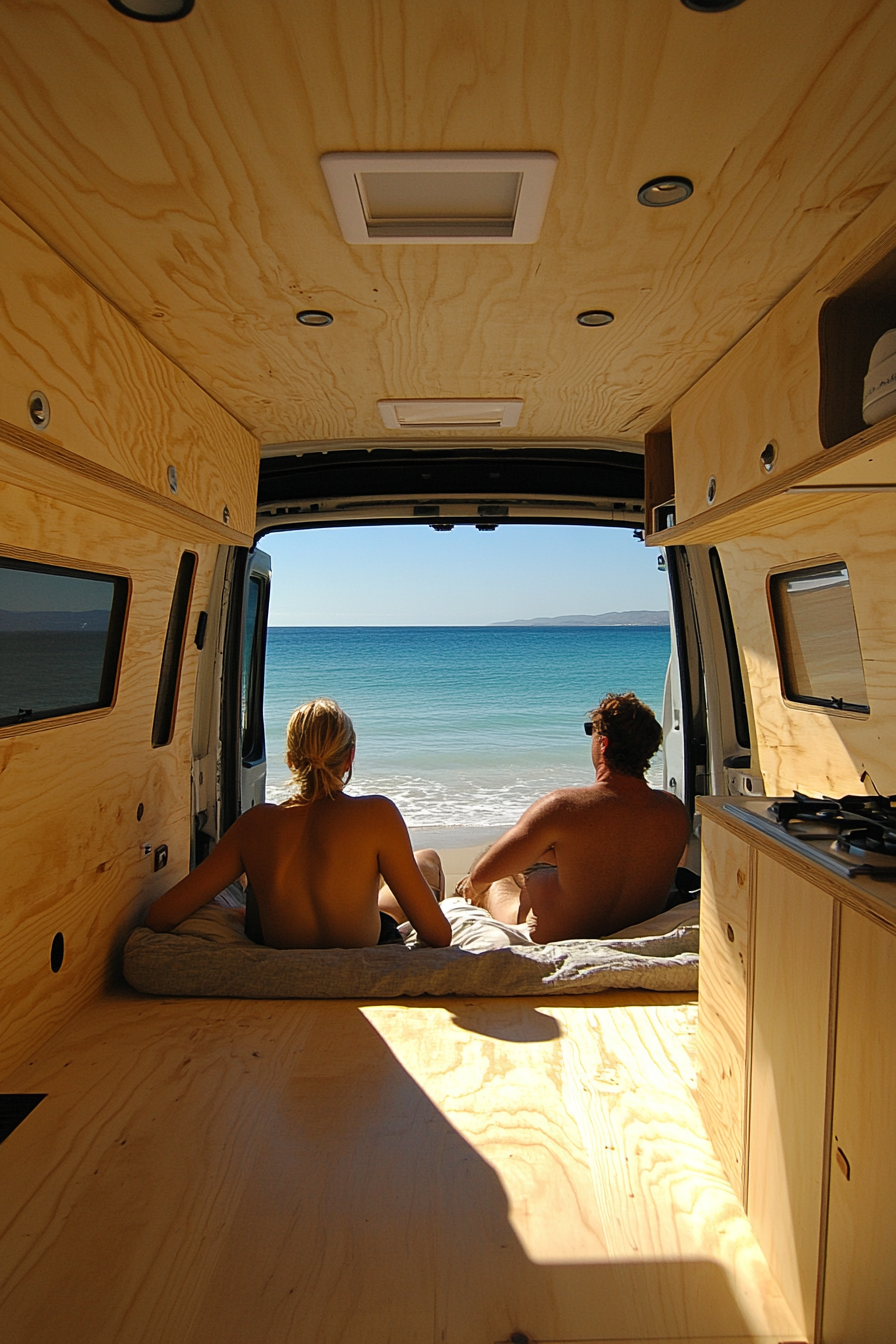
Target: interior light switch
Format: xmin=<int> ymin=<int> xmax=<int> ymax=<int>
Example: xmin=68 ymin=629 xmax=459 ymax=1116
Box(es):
xmin=153 ymin=844 xmax=169 ymax=872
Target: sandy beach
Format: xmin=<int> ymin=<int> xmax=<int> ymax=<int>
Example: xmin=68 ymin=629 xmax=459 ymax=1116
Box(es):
xmin=409 ymin=825 xmax=505 ymax=893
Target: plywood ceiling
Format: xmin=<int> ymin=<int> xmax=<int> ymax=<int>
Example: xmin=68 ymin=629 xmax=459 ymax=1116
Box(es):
xmin=0 ymin=0 xmax=894 ymax=448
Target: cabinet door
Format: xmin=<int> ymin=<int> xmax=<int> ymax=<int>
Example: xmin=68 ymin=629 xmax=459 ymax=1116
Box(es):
xmin=747 ymin=857 xmax=834 ymax=1339
xmin=697 ymin=819 xmax=753 ymax=1198
xmin=822 ymin=907 xmax=896 ymax=1343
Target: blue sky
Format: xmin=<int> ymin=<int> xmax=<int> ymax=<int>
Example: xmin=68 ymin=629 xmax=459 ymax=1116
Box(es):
xmin=262 ymin=523 xmax=668 ymax=625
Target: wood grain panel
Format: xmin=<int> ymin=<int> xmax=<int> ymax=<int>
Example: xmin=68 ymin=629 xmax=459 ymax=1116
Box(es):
xmin=747 ymin=857 xmax=834 ymax=1339
xmin=822 ymin=909 xmax=896 ymax=1343
xmin=0 ymin=992 xmax=802 ymax=1344
xmin=0 ymin=1 xmax=893 ymax=446
xmin=672 ymin=179 xmax=896 ymax=527
xmin=0 ymin=495 xmax=217 ymax=1079
xmin=712 ymin=495 xmax=896 ymax=799
xmin=0 ymin=202 xmax=258 ymax=536
xmin=697 ymin=818 xmax=754 ymax=1200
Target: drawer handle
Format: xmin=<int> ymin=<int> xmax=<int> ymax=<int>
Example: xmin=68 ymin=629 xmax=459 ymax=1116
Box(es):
xmin=836 ymin=1146 xmax=851 ymax=1181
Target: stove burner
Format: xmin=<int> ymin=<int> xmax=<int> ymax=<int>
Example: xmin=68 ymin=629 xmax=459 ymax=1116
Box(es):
xmin=768 ymin=792 xmax=896 ymax=867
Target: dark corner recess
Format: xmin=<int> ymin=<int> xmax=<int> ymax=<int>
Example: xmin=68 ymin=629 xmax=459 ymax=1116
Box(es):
xmin=194 ymin=610 xmax=209 ymax=649
xmin=643 ymin=424 xmax=674 ymax=535
xmin=818 ymin=244 xmax=896 ymax=448
xmin=0 ymin=1094 xmax=47 ymax=1145
xmin=257 ymin=445 xmax=644 ymax=519
xmin=152 ymin=552 xmax=197 ymax=747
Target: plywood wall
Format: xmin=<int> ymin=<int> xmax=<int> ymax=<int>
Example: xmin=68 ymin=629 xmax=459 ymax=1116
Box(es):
xmin=717 ymin=491 xmax=896 ymax=798
xmin=0 ymin=207 xmax=259 ymax=1081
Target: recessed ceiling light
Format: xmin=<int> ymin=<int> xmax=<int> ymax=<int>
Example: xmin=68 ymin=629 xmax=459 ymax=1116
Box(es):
xmin=681 ymin=0 xmax=747 ymax=11
xmin=576 ymin=310 xmax=615 ymax=327
xmin=637 ymin=176 xmax=694 ymax=207
xmin=107 ymin=0 xmax=194 ymax=20
xmin=321 ymin=152 xmax=557 ymax=244
xmin=296 ymin=310 xmax=333 ymax=327
xmin=378 ymin=398 xmax=523 ymax=429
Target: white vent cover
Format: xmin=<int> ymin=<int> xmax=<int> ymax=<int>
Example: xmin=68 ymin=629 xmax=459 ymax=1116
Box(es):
xmin=321 ymin=152 xmax=557 ymax=244
xmin=378 ymin=398 xmax=524 ymax=429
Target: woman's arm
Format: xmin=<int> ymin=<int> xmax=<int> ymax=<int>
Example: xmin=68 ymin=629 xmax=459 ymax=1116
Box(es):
xmin=145 ymin=815 xmax=250 ymax=932
xmin=375 ymin=802 xmax=451 ymax=947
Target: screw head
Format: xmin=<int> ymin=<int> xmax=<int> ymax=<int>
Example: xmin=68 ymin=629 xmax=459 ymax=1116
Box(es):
xmin=222 ymin=505 xmax=231 ymax=524
xmin=706 ymin=475 xmax=717 ymax=505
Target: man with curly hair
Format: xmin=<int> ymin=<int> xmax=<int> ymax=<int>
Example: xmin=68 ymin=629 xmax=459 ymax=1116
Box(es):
xmin=455 ymin=691 xmax=688 ymax=941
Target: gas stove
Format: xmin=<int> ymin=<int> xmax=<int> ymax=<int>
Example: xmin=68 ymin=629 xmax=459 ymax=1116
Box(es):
xmin=723 ymin=792 xmax=896 ymax=882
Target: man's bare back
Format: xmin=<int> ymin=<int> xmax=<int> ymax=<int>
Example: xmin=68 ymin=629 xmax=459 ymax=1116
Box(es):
xmin=456 ymin=697 xmax=689 ymax=941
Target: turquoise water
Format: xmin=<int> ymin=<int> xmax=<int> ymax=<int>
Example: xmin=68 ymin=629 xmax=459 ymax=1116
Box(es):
xmin=263 ymin=626 xmax=670 ymax=829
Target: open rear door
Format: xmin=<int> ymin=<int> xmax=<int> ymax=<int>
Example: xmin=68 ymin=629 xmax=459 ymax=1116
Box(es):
xmin=219 ymin=546 xmax=272 ymax=834
xmin=238 ymin=548 xmax=271 ymax=812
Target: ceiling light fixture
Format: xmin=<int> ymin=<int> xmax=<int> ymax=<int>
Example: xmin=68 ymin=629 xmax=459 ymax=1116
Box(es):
xmin=321 ymin=152 xmax=557 ymax=244
xmin=681 ymin=0 xmax=747 ymax=11
xmin=576 ymin=310 xmax=615 ymax=327
xmin=378 ymin=398 xmax=523 ymax=430
xmin=637 ymin=176 xmax=694 ymax=207
xmin=107 ymin=0 xmax=194 ymax=21
xmin=296 ymin=310 xmax=333 ymax=327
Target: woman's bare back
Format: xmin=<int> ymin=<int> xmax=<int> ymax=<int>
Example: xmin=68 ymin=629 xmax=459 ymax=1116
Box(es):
xmin=146 ymin=792 xmax=451 ymax=949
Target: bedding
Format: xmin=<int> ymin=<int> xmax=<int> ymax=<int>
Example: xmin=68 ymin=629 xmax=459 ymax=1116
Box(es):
xmin=123 ymin=894 xmax=699 ymax=998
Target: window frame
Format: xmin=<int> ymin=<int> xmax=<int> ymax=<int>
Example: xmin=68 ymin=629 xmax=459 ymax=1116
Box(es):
xmin=0 ymin=551 xmax=130 ymax=733
xmin=767 ymin=554 xmax=870 ymax=717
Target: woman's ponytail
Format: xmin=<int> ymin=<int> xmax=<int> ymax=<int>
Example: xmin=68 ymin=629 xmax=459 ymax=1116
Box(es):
xmin=284 ymin=699 xmax=355 ymax=803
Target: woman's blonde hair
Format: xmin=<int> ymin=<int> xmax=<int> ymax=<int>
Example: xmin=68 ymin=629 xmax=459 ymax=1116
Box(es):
xmin=285 ymin=698 xmax=355 ymax=802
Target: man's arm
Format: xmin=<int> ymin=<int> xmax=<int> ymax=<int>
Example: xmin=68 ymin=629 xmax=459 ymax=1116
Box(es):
xmin=463 ymin=793 xmax=562 ymax=898
xmin=145 ymin=814 xmax=250 ymax=931
xmin=375 ymin=801 xmax=451 ymax=947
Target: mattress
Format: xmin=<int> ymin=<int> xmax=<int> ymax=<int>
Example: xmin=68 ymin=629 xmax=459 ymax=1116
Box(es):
xmin=123 ymin=895 xmax=699 ymax=998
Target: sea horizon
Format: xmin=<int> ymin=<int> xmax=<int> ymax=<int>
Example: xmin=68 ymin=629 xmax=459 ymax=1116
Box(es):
xmin=263 ymin=625 xmax=671 ymax=830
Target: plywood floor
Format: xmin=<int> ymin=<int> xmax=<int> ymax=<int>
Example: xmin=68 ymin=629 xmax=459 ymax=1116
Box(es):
xmin=0 ymin=989 xmax=802 ymax=1344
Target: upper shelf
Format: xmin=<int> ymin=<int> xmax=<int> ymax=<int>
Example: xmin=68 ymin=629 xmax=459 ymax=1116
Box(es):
xmin=645 ymin=181 xmax=896 ymax=546
xmin=646 ymin=413 xmax=896 ymax=547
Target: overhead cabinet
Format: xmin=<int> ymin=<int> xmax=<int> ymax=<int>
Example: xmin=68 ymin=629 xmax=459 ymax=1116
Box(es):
xmin=647 ymin=181 xmax=896 ymax=547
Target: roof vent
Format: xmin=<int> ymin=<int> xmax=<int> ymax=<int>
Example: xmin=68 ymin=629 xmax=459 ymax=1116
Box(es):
xmin=378 ymin=398 xmax=523 ymax=429
xmin=321 ymin=153 xmax=557 ymax=244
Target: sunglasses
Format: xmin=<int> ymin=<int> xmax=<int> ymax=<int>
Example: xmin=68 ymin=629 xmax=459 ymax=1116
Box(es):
xmin=584 ymin=721 xmax=595 ymax=736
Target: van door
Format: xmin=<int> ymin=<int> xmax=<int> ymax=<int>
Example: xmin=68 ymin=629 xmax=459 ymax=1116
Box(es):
xmin=219 ymin=547 xmax=272 ymax=833
xmin=661 ymin=543 xmax=760 ymax=821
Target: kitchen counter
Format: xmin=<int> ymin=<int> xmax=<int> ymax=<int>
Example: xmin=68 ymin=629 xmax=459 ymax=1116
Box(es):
xmin=698 ymin=796 xmax=896 ymax=934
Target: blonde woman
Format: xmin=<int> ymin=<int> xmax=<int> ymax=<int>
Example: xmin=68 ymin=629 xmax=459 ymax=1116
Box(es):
xmin=146 ymin=698 xmax=450 ymax=949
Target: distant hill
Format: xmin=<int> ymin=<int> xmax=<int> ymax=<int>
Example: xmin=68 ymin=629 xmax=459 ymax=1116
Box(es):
xmin=490 ymin=610 xmax=669 ymax=627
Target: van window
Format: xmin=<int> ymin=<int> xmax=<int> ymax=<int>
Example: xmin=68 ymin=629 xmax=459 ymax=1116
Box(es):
xmin=769 ymin=559 xmax=869 ymax=713
xmin=0 ymin=557 xmax=128 ymax=727
xmin=152 ymin=552 xmax=197 ymax=746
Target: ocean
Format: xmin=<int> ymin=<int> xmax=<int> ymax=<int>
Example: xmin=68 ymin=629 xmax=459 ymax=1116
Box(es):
xmin=263 ymin=626 xmax=670 ymax=839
